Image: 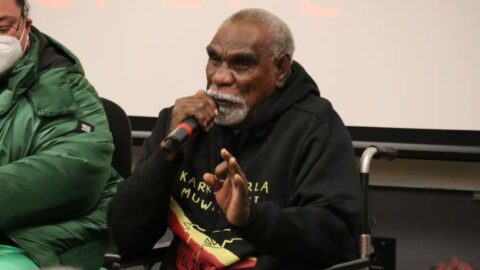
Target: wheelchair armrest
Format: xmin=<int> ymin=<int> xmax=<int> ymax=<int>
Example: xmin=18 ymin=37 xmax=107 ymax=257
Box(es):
xmin=324 ymin=257 xmax=370 ymax=270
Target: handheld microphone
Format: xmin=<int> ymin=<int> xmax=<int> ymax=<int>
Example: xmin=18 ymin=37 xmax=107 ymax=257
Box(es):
xmin=161 ymin=117 xmax=200 ymax=153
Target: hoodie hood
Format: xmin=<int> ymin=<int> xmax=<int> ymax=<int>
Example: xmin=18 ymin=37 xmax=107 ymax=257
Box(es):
xmin=243 ymin=60 xmax=320 ymax=131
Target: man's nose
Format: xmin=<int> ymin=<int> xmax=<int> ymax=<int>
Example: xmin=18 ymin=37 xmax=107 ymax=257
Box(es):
xmin=211 ymin=65 xmax=234 ymax=87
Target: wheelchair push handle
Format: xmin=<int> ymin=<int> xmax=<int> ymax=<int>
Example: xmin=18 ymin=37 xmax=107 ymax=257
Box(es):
xmin=358 ymin=145 xmax=397 ymax=260
xmin=360 ymin=146 xmax=397 ymax=174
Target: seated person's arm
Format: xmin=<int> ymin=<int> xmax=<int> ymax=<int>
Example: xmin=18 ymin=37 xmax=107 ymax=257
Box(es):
xmin=108 ymin=90 xmax=217 ymax=256
xmin=0 ymin=74 xmax=114 ymax=231
xmin=108 ymin=109 xmax=180 ymax=256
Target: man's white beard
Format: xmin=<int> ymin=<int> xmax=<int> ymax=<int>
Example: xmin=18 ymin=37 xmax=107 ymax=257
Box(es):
xmin=207 ymin=88 xmax=250 ymax=126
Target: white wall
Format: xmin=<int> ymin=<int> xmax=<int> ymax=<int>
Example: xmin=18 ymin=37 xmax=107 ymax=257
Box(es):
xmin=30 ymin=0 xmax=480 ymax=131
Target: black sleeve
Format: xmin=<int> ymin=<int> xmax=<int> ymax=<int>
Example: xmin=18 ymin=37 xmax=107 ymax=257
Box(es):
xmin=242 ymin=114 xmax=362 ymax=266
xmin=108 ymin=109 xmax=180 ymax=256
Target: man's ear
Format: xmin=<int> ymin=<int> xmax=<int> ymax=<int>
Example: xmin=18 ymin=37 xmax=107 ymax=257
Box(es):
xmin=275 ymin=54 xmax=292 ymax=89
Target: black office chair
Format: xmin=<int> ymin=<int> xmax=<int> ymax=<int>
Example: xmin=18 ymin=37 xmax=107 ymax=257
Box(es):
xmin=104 ymin=146 xmax=397 ymax=270
xmin=100 ymin=97 xmax=132 ymax=179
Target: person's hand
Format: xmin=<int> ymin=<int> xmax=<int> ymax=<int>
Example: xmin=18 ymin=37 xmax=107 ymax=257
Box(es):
xmin=160 ymin=90 xmax=217 ymax=160
xmin=170 ymin=90 xmax=218 ymax=133
xmin=203 ymin=148 xmax=250 ymax=227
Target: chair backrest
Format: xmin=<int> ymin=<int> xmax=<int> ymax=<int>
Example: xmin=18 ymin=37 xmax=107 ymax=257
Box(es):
xmin=101 ymin=97 xmax=132 ymax=179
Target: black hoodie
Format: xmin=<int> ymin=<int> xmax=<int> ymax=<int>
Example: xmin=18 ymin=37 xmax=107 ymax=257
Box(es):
xmin=108 ymin=61 xmax=361 ymax=269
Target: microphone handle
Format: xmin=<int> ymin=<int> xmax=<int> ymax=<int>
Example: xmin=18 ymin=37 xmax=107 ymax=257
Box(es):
xmin=161 ymin=117 xmax=199 ymax=153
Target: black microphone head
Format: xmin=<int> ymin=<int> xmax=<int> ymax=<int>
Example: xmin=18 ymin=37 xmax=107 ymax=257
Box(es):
xmin=161 ymin=137 xmax=176 ymax=153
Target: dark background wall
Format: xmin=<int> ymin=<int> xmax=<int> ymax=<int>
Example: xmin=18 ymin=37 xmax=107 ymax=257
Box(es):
xmin=370 ymin=187 xmax=480 ymax=269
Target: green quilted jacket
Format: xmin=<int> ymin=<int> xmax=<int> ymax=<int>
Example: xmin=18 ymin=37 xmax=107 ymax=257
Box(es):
xmin=0 ymin=27 xmax=121 ymax=269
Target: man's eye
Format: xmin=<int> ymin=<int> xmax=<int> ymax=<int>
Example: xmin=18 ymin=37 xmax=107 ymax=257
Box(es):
xmin=233 ymin=61 xmax=251 ymax=71
xmin=209 ymin=56 xmax=221 ymax=65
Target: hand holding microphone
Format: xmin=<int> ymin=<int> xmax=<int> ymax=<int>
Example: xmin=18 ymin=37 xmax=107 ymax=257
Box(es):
xmin=161 ymin=90 xmax=217 ymax=153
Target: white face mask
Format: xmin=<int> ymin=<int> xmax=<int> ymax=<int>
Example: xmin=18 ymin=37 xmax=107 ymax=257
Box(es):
xmin=0 ymin=21 xmax=28 ymax=77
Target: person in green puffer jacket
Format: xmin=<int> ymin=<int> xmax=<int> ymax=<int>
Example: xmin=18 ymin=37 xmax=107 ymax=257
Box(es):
xmin=0 ymin=0 xmax=122 ymax=269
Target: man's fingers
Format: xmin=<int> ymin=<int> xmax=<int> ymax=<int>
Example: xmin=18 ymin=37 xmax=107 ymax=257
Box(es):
xmin=203 ymin=173 xmax=223 ymax=192
xmin=233 ymin=174 xmax=248 ymax=196
xmin=196 ymin=90 xmax=219 ymax=117
xmin=172 ymin=90 xmax=218 ymax=131
xmin=226 ymin=157 xmax=237 ymax=176
xmin=220 ymin=148 xmax=246 ymax=179
xmin=193 ymin=90 xmax=218 ymax=130
xmin=221 ymin=149 xmax=237 ymax=174
xmin=190 ymin=91 xmax=217 ymax=130
xmin=230 ymin=174 xmax=250 ymax=226
xmin=228 ymin=156 xmax=246 ymax=180
xmin=220 ymin=148 xmax=233 ymax=161
xmin=195 ymin=90 xmax=217 ymax=108
xmin=214 ymin=161 xmax=228 ymax=179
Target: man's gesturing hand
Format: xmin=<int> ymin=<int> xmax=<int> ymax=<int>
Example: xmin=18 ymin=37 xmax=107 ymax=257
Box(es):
xmin=203 ymin=148 xmax=250 ymax=227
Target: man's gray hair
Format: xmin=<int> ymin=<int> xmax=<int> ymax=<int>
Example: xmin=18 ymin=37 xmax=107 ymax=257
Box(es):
xmin=224 ymin=8 xmax=295 ymax=60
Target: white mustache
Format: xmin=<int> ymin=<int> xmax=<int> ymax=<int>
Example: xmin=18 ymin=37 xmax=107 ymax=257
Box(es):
xmin=206 ymin=86 xmax=249 ymax=126
xmin=206 ymin=88 xmax=245 ymax=105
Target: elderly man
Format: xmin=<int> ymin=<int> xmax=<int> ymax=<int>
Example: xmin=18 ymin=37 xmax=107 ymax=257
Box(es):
xmin=109 ymin=8 xmax=361 ymax=269
xmin=0 ymin=0 xmax=121 ymax=269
